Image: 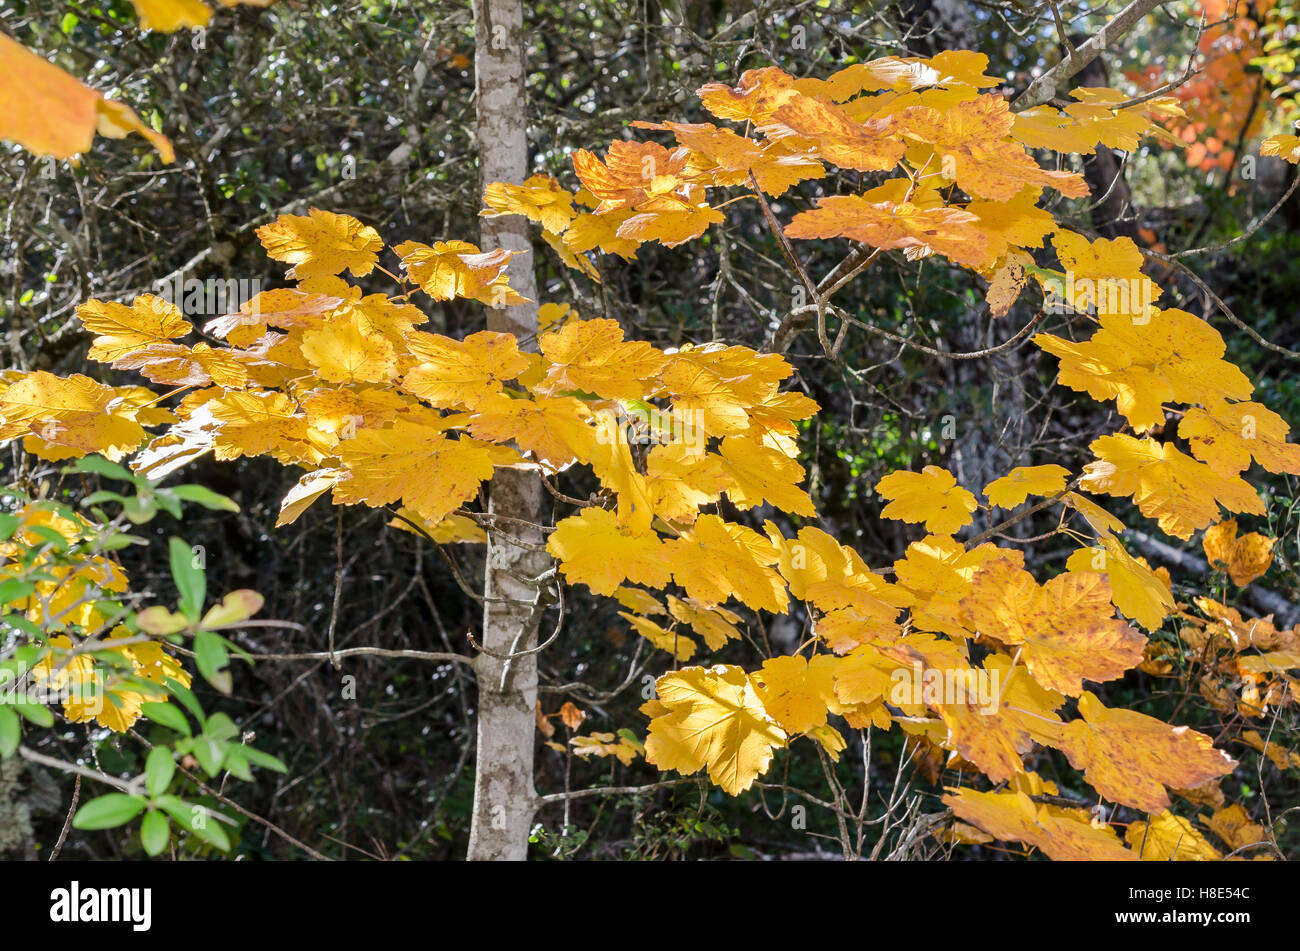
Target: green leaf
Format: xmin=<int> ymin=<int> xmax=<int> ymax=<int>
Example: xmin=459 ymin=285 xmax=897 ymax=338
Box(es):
xmin=193 ymin=631 xmax=231 ymax=694
xmin=238 ymin=744 xmax=287 ymax=774
xmin=0 ymin=579 xmax=36 ymax=602
xmin=81 ymin=490 xmax=127 ymax=507
xmin=222 ymin=745 xmax=253 ymax=782
xmin=161 ymin=679 xmax=205 ymax=725
xmin=153 ymin=794 xmax=193 ymax=827
xmin=140 ymin=810 xmax=170 ymax=856
xmin=13 ymin=696 xmax=52 ymax=727
xmin=73 ymin=793 xmax=147 ymax=830
xmin=1 ymin=614 xmax=42 ymax=637
xmin=97 ymin=533 xmax=147 ymax=551
xmin=0 ymin=707 xmax=19 ymax=758
xmin=187 ymin=806 xmax=232 ymax=851
xmin=152 ymin=489 xmax=183 ymax=520
xmin=204 ymin=712 xmax=239 ymax=741
xmin=192 ymin=734 xmax=226 ymax=776
xmin=68 ymin=455 xmax=133 ymax=481
xmin=140 ymin=701 xmax=192 ymax=737
xmin=170 ymin=485 xmax=240 ymax=513
xmin=0 ymin=513 xmax=21 ymax=541
xmin=121 ymin=495 xmax=158 ymax=524
xmin=169 ymin=537 xmax=206 ymax=620
xmin=145 ymin=746 xmax=175 ymax=797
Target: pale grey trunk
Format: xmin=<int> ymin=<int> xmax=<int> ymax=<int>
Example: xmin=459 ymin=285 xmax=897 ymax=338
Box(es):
xmin=467 ymin=0 xmax=548 ymax=861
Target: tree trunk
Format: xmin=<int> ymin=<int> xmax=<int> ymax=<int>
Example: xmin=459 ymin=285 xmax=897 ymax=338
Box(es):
xmin=467 ymin=0 xmax=549 ymax=861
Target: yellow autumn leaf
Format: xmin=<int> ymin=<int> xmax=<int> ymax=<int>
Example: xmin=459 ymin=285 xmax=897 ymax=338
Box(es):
xmin=300 ymin=314 xmax=399 ymax=384
xmin=395 ymin=239 xmax=528 ymax=306
xmin=1202 ymin=519 xmax=1275 ymax=586
xmin=481 ymin=174 xmax=576 ymax=234
xmin=0 ymin=372 xmax=147 ymax=461
xmin=645 ymin=664 xmax=787 ymax=795
xmin=1065 ymin=535 xmax=1175 ymax=631
xmin=962 ymin=560 xmax=1146 ymax=695
xmin=0 ymin=34 xmax=174 ymax=162
xmin=1179 ymin=400 xmax=1300 ymax=477
xmin=645 ymin=443 xmax=730 ymax=521
xmin=209 ymin=390 xmax=326 ymax=466
xmin=717 ymin=435 xmax=815 ymax=516
xmin=785 ymin=196 xmax=993 ymax=269
xmin=1126 ymin=811 xmax=1221 ymax=861
xmin=331 ymin=417 xmax=495 ymax=525
xmin=896 ymin=95 xmax=1089 ymax=201
xmin=545 ymin=507 xmax=672 ymax=596
xmin=983 ymin=464 xmax=1070 ymax=509
xmin=79 ymin=295 xmax=190 ymax=363
xmin=750 ymin=654 xmax=837 ymax=735
xmin=944 ymin=787 xmax=1136 ymax=861
xmin=129 ymin=0 xmax=213 ymax=31
xmin=876 ymin=465 xmax=977 ymax=535
xmin=620 ymin=612 xmax=695 ymax=661
xmin=402 ymin=330 xmax=530 ymax=409
xmin=276 ymin=468 xmax=342 ymax=527
xmin=1261 ymin=133 xmax=1300 ymax=164
xmin=537 ymin=318 xmax=668 ymax=400
xmin=1203 ymin=804 xmax=1269 ymax=852
xmin=1036 ymin=307 xmax=1251 ymax=434
xmin=1057 ymin=692 xmax=1237 ymax=812
xmin=468 ymin=392 xmax=592 ymax=469
xmin=665 ymin=514 xmax=788 ymax=614
xmin=612 ymin=586 xmax=666 ymax=617
xmin=257 ymin=209 xmax=382 ymax=280
xmin=665 ymin=595 xmax=743 ymax=650
xmin=1080 ymin=434 xmax=1265 ymax=540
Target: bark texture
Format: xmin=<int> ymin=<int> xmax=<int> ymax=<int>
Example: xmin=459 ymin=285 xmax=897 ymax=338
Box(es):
xmin=468 ymin=0 xmax=549 ymax=862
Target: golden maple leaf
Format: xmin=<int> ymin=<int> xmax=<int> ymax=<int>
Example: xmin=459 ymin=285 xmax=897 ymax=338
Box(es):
xmin=665 ymin=514 xmax=788 ymax=614
xmin=620 ymin=612 xmax=695 ymax=661
xmin=480 ymin=174 xmax=576 ymax=235
xmin=645 ymin=664 xmax=787 ymax=795
xmin=665 ymin=595 xmax=743 ymax=650
xmin=1202 ymin=519 xmax=1275 ymax=586
xmin=546 ymin=507 xmax=671 ymax=596
xmin=0 ymin=372 xmax=148 ymax=462
xmin=1079 ymin=434 xmax=1265 ymax=539
xmin=468 ymin=392 xmax=592 ymax=469
xmin=1126 ymin=811 xmax=1221 ymax=861
xmin=875 ymin=465 xmax=977 ymax=535
xmin=944 ymin=787 xmax=1136 ymax=861
xmin=1064 ymin=535 xmax=1175 ymax=631
xmin=785 ymin=196 xmax=993 ymax=268
xmin=1179 ymin=400 xmax=1300 ymax=477
xmin=401 ymin=330 xmax=530 ymax=409
xmin=331 ymin=417 xmax=495 ymax=525
xmin=896 ymin=95 xmax=1089 ymax=201
xmin=79 ymin=294 xmax=191 ymax=363
xmin=256 ymin=209 xmax=383 ymax=280
xmin=1056 ymin=692 xmax=1237 ymax=813
xmin=983 ymin=463 xmax=1069 ymax=509
xmin=395 ymin=239 xmax=528 ymax=306
xmin=962 ymin=560 xmax=1146 ymax=695
xmin=536 ymin=318 xmax=668 ymax=400
xmin=750 ymin=654 xmax=838 ymax=735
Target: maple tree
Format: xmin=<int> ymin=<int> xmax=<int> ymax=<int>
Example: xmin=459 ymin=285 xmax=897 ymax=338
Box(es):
xmin=3 ymin=1 xmax=1300 ymax=863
